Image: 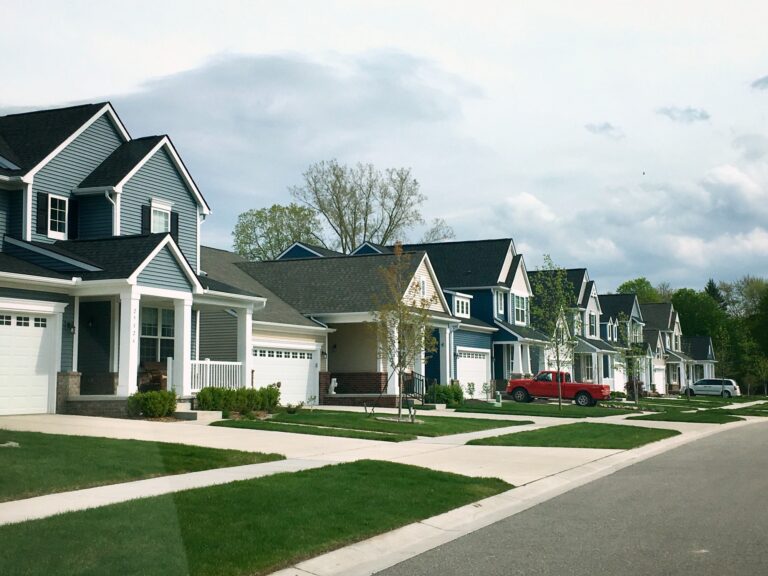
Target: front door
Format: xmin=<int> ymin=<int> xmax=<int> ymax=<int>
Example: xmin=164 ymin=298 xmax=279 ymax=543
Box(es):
xmin=78 ymin=301 xmax=113 ymax=394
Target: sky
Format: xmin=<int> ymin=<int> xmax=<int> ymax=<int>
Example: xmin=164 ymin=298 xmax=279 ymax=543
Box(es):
xmin=2 ymin=0 xmax=768 ymax=291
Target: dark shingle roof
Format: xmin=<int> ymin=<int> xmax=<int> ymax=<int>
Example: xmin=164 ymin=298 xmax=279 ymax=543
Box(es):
xmin=0 ymin=252 xmax=71 ymax=279
xmin=0 ymin=103 xmax=108 ymax=176
xmin=598 ymin=293 xmax=638 ymax=322
xmin=237 ymin=252 xmax=426 ymax=314
xmin=494 ymin=319 xmax=550 ymax=342
xmin=197 ymin=275 xmax=260 ymax=299
xmin=50 ymin=234 xmax=168 ymax=280
xmin=504 ymin=254 xmax=524 ymax=285
xmin=640 ymin=303 xmax=674 ymax=331
xmin=78 ymin=136 xmax=163 ymax=188
xmin=458 ymin=316 xmax=497 ymax=330
xmin=683 ymin=336 xmax=716 ymax=361
xmin=527 ymin=268 xmax=583 ymax=306
xmin=399 ymin=238 xmax=514 ymax=288
xmin=643 ymin=328 xmax=662 ymax=348
xmin=580 ymin=280 xmax=595 ymax=308
xmin=200 ymin=246 xmax=319 ymax=327
xmin=575 ymin=336 xmax=616 ymax=353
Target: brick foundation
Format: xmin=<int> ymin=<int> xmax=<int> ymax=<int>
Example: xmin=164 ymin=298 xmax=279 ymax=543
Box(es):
xmin=56 ymin=372 xmax=81 ymax=414
xmin=329 ymin=372 xmax=388 ymax=394
xmin=65 ymin=397 xmax=129 ymax=418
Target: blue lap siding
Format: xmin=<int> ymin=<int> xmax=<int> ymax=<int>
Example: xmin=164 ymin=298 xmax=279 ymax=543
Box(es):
xmin=78 ymin=195 xmax=113 ymax=239
xmin=31 ymin=114 xmax=123 ymax=243
xmin=452 ymin=329 xmax=492 ymax=377
xmin=137 ymin=246 xmax=192 ymax=291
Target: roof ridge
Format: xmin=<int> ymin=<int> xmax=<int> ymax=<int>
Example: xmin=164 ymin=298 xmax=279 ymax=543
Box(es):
xmin=0 ymin=102 xmax=107 ymax=120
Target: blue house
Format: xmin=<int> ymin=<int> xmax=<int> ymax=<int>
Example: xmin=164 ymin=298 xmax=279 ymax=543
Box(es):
xmin=0 ymin=103 xmax=262 ymax=415
xmin=359 ymin=239 xmax=548 ymax=397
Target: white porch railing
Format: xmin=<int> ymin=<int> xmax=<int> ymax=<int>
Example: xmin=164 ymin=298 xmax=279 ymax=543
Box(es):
xmin=190 ymin=359 xmax=244 ymax=393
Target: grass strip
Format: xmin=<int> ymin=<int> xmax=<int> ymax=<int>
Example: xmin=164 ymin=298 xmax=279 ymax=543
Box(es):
xmin=456 ymin=401 xmax=633 ymax=418
xmin=627 ymin=411 xmax=744 ymax=424
xmin=0 ymin=429 xmax=283 ymax=503
xmin=266 ymin=410 xmax=526 ymax=436
xmin=0 ymin=460 xmax=510 ymax=576
xmin=213 ymin=419 xmax=416 ymax=442
xmin=467 ymin=422 xmax=679 ymax=449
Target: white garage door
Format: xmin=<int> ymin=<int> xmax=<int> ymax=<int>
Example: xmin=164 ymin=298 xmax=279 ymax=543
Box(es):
xmin=252 ymin=346 xmax=319 ymax=405
xmin=0 ymin=312 xmax=54 ymax=415
xmin=456 ymin=350 xmax=490 ymax=399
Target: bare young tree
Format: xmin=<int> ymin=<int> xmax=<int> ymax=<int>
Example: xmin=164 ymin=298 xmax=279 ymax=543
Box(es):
xmin=371 ymin=244 xmax=438 ymax=421
xmin=420 ymin=217 xmax=456 ymax=243
xmin=290 ymin=159 xmax=426 ymax=253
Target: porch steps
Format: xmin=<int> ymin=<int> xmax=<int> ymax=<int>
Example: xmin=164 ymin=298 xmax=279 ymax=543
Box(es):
xmin=174 ymin=410 xmax=223 ymax=424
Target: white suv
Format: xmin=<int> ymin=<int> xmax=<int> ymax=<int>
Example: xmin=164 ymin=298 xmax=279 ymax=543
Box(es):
xmin=681 ymin=378 xmax=741 ymax=398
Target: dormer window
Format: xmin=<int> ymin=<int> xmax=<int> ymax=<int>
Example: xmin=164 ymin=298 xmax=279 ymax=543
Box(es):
xmin=150 ymin=199 xmax=173 ymax=233
xmin=455 ymin=298 xmax=470 ymax=318
xmin=48 ymin=194 xmax=68 ymax=240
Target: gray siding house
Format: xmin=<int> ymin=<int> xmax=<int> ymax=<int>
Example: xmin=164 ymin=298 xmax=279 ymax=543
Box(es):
xmin=0 ymin=103 xmax=262 ymax=415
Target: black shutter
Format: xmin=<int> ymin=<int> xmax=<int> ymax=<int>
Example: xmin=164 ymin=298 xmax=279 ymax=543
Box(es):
xmin=141 ymin=205 xmax=151 ymax=234
xmin=67 ymin=198 xmax=79 ymax=240
xmin=170 ymin=211 xmax=180 ymax=242
xmin=36 ymin=192 xmax=48 ymax=234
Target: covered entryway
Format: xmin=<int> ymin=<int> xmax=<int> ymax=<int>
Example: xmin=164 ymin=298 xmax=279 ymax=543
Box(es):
xmin=252 ymin=344 xmax=320 ymax=405
xmin=456 ymin=347 xmax=490 ymax=398
xmin=0 ymin=299 xmax=66 ymax=415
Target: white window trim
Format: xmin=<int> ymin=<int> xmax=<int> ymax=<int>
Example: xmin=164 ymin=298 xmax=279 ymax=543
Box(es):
xmin=513 ymin=294 xmax=528 ymax=325
xmin=140 ymin=306 xmax=175 ymax=363
xmin=47 ymin=194 xmax=68 ymax=240
xmin=496 ymin=291 xmax=505 ymax=315
xmin=150 ymin=198 xmax=173 ymax=234
xmin=455 ymin=297 xmax=470 ymax=318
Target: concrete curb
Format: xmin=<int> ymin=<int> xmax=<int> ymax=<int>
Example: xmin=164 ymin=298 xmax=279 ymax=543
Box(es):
xmin=269 ymin=417 xmax=764 ymax=576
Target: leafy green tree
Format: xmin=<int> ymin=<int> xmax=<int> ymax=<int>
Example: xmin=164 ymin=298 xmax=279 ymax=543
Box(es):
xmin=671 ymin=288 xmax=728 ymax=337
xmin=704 ymin=278 xmax=725 ymax=309
xmin=371 ymin=244 xmax=438 ymax=421
xmin=232 ymin=203 xmax=322 ymax=261
xmin=616 ymin=277 xmax=661 ymax=303
xmin=530 ymin=255 xmax=577 ymax=410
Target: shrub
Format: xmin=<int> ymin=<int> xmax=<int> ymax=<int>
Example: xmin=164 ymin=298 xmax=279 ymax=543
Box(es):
xmin=127 ymin=390 xmax=177 ymax=418
xmin=284 ymin=402 xmax=304 ymax=414
xmin=425 ymin=383 xmax=464 ymax=407
xmin=195 ymin=384 xmax=282 ymax=413
xmin=610 ymin=391 xmax=627 ymax=400
xmin=625 ymin=380 xmax=647 ymax=401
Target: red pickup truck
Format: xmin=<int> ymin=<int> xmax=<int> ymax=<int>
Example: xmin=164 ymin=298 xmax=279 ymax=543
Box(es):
xmin=506 ymin=370 xmax=611 ymax=406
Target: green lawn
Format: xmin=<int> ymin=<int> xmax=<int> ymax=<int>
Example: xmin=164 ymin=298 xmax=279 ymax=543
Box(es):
xmin=214 ymin=419 xmax=417 ymax=442
xmin=467 ymin=422 xmax=680 ymax=449
xmin=232 ymin=409 xmax=530 ymax=437
xmin=0 ymin=460 xmax=510 ymax=576
xmin=456 ymin=401 xmax=634 ymax=418
xmin=0 ymin=430 xmax=283 ymax=502
xmin=627 ymin=411 xmax=744 ymax=424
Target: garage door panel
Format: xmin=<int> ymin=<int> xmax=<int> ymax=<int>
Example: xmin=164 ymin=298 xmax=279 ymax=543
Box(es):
xmin=456 ymin=350 xmax=490 ymax=399
xmin=252 ymin=347 xmax=318 ymax=405
xmin=0 ymin=312 xmax=53 ymax=415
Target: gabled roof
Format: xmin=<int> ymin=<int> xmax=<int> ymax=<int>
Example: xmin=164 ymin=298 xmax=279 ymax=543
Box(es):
xmin=350 ymin=241 xmax=393 ymax=255
xmin=200 ymin=247 xmax=319 ymax=328
xmin=643 ymin=328 xmax=663 ymax=349
xmin=683 ymin=336 xmax=716 ymax=362
xmin=77 ymin=136 xmax=164 ymax=188
xmin=237 ymin=251 xmax=429 ymax=315
xmin=580 ymin=280 xmax=595 ymax=308
xmin=599 ymin=293 xmax=640 ymax=323
xmin=0 ymin=103 xmax=109 ymax=177
xmin=640 ymin=302 xmax=674 ymax=331
xmin=575 ymin=335 xmax=616 ymax=353
xmin=399 ymin=238 xmax=515 ymax=288
xmin=527 ymin=267 xmax=585 ymax=306
xmin=0 ymin=252 xmax=71 ymax=280
xmin=494 ymin=318 xmax=550 ymax=343
xmin=276 ymin=242 xmax=343 ymax=260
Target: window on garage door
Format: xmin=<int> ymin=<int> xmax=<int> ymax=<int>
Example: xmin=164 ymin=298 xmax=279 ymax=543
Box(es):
xmin=253 ymin=348 xmax=313 ymax=360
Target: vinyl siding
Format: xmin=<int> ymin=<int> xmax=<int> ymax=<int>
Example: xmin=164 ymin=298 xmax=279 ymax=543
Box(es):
xmin=0 ymin=287 xmax=75 ymax=371
xmin=452 ymin=329 xmax=492 ymax=377
xmin=279 ymin=245 xmax=323 ymax=259
xmin=137 ymin=246 xmax=192 ymax=291
xmin=404 ymin=259 xmax=445 ymax=312
xmin=31 ymin=114 xmax=123 ymax=243
xmin=198 ymin=309 xmax=237 ymax=361
xmin=121 ymin=148 xmax=198 ymax=268
xmin=465 ymin=290 xmax=494 ymax=325
xmin=0 ymin=190 xmax=11 ymax=238
xmin=78 ymin=195 xmax=113 ymax=239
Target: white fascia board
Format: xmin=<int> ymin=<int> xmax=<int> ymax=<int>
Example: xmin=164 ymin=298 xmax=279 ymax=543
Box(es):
xmin=0 ymin=296 xmax=68 ymax=314
xmin=517 ymin=255 xmax=533 ymax=295
xmin=3 ymin=237 xmax=102 ymax=272
xmin=0 ymin=271 xmax=79 ymax=288
xmin=136 ymin=285 xmax=193 ymax=303
xmin=275 ymin=242 xmax=324 ymax=260
xmin=198 ymin=290 xmax=266 ymax=309
xmin=26 ymin=104 xmax=130 ymax=179
xmin=115 ymin=137 xmax=210 ymax=215
xmin=457 ymin=323 xmax=497 ymax=334
xmin=443 ymin=289 xmax=474 ymax=299
xmin=497 ymin=240 xmax=516 ymax=284
xmin=72 ymin=186 xmax=117 ymax=195
xmin=128 ymin=235 xmax=203 ymax=293
xmin=418 ymin=253 xmax=451 ymax=313
xmin=310 ymin=312 xmax=374 ymax=323
xmin=252 ymin=320 xmax=330 ymax=333
xmin=72 ymin=279 xmax=130 ymax=297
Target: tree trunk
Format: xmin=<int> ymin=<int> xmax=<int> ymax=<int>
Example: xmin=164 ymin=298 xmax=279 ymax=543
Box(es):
xmin=397 ymin=370 xmax=403 ymax=422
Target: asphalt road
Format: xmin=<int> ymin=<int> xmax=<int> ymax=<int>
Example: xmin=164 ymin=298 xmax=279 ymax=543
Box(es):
xmin=380 ymin=421 xmax=768 ymax=576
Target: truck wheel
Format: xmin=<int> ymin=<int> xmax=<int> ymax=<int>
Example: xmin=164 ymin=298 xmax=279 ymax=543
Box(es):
xmin=511 ymin=388 xmax=530 ymax=403
xmin=575 ymin=392 xmax=592 ymax=407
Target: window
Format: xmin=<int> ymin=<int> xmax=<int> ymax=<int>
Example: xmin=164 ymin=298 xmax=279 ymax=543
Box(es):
xmin=48 ymin=194 xmax=68 ymax=239
xmin=0 ymin=315 xmax=10 ymax=326
xmin=34 ymin=317 xmax=47 ymax=328
xmin=514 ymin=295 xmax=528 ymax=324
xmin=150 ymin=199 xmax=172 ymax=233
xmin=16 ymin=316 xmax=30 ymax=327
xmin=584 ymin=355 xmax=594 ymax=381
xmin=496 ymin=292 xmax=505 ymax=315
xmin=455 ymin=298 xmax=470 ymax=318
xmin=419 ymin=278 xmax=427 ymax=297
xmin=588 ymin=313 xmax=597 ymax=337
xmin=139 ymin=307 xmax=175 ymax=363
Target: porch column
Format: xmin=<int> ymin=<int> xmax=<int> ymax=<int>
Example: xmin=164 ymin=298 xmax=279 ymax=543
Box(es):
xmin=237 ymin=306 xmax=253 ymax=388
xmin=117 ymin=288 xmax=140 ymax=396
xmin=438 ymin=327 xmax=449 ymax=384
xmin=174 ymin=298 xmax=192 ymax=397
xmin=512 ymin=342 xmax=523 ymax=375
xmin=524 ymin=344 xmax=532 ymax=375
xmin=386 ymin=323 xmax=399 ymax=394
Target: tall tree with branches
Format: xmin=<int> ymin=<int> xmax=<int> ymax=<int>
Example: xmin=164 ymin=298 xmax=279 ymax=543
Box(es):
xmin=530 ymin=255 xmax=577 ymax=410
xmin=371 ymin=244 xmax=438 ymax=421
xmin=232 ymin=203 xmax=322 ymax=261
